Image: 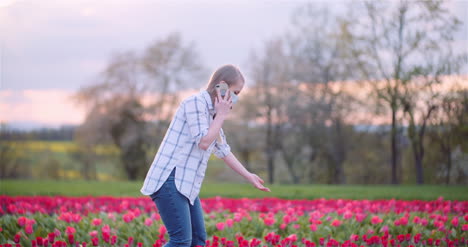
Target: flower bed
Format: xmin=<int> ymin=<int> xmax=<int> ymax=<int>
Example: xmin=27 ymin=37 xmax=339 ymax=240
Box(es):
xmin=1 ymin=196 xmax=467 ymax=246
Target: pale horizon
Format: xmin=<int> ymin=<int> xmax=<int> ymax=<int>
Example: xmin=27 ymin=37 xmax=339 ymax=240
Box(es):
xmin=2 ymin=74 xmax=467 ymax=130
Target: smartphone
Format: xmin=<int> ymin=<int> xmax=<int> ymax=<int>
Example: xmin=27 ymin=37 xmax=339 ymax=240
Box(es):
xmin=214 ymin=82 xmax=233 ymax=110
xmin=215 ymin=82 xmax=229 ymax=97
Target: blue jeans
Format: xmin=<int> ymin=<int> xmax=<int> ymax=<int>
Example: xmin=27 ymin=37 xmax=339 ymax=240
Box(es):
xmin=150 ymin=167 xmax=207 ymax=247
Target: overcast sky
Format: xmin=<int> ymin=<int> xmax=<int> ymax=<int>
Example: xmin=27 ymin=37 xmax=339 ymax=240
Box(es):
xmin=0 ymin=0 xmax=311 ymax=91
xmin=0 ymin=0 xmax=467 ymax=128
xmin=1 ymin=0 xmax=467 ymax=91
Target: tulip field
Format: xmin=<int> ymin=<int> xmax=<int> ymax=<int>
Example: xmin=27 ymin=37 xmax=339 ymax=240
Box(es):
xmin=1 ymin=195 xmax=467 ymax=247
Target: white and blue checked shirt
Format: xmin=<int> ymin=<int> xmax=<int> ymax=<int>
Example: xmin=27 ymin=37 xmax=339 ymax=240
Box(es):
xmin=140 ymin=89 xmax=232 ymax=205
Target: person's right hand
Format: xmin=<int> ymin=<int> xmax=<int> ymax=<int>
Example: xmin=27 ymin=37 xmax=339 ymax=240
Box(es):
xmin=215 ymin=83 xmax=233 ymax=118
xmin=247 ymin=173 xmax=271 ymax=192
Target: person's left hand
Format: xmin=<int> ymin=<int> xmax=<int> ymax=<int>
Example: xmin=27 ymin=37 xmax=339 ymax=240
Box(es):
xmin=247 ymin=173 xmax=271 ymax=192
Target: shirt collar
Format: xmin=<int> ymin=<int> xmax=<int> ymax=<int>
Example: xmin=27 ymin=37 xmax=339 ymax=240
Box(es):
xmin=200 ymin=89 xmax=215 ymax=115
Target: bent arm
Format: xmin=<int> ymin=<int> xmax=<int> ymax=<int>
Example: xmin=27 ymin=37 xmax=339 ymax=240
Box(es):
xmin=198 ymin=115 xmax=226 ymax=150
xmin=184 ymin=97 xmax=226 ymax=151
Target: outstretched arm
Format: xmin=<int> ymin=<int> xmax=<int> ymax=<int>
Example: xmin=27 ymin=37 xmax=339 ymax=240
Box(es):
xmin=221 ymin=152 xmax=271 ymax=192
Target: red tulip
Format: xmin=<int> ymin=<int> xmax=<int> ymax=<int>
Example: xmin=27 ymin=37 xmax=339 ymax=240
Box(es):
xmin=451 ymin=217 xmax=459 ymax=227
xmin=91 ymin=237 xmax=99 ymax=246
xmin=53 ymin=229 xmax=61 ymax=237
xmin=216 ymin=222 xmax=225 ymax=231
xmin=462 ymin=224 xmax=468 ymax=231
xmin=123 ymin=212 xmax=135 ymax=223
xmin=309 ymin=224 xmax=317 ymax=231
xmin=36 ymin=237 xmax=43 ymax=246
xmin=150 ymin=212 xmax=161 ymax=221
xmin=127 ymin=236 xmax=134 ymax=246
xmin=226 ymin=218 xmax=233 ymax=227
xmin=371 ymin=215 xmax=383 ymax=224
xmin=65 ymin=226 xmax=76 ymax=235
xmin=405 ymin=233 xmax=411 ymax=241
xmin=111 ymin=235 xmax=117 ymax=245
xmin=72 ymin=214 xmax=81 ymax=223
xmin=380 ymin=225 xmax=389 ymax=234
xmin=287 ymin=234 xmax=297 ymax=242
xmin=319 ymin=237 xmax=325 ymax=245
xmin=14 ymin=234 xmax=21 ymax=243
xmin=263 ymin=217 xmax=275 ymax=226
xmin=413 ymin=233 xmax=422 ymax=244
xmin=17 ymin=217 xmax=27 ymax=226
xmin=352 ymin=234 xmax=360 ymax=242
xmin=67 ymin=234 xmax=74 ymax=245
xmin=89 ymin=230 xmax=98 ymax=238
xmin=343 ymin=210 xmax=353 ymax=219
xmin=28 ymin=219 xmax=36 ymax=225
xmin=355 ymin=213 xmax=366 ymax=222
xmin=101 ymin=224 xmax=111 ymax=234
xmin=103 ymin=232 xmax=111 ymax=243
xmin=144 ymin=218 xmax=153 ymax=226
xmin=158 ymin=225 xmax=166 ymax=235
xmin=25 ymin=224 xmax=33 ymax=235
xmin=331 ymin=219 xmax=341 ymax=227
xmin=47 ymin=233 xmax=55 ymax=243
xmin=107 ymin=212 xmax=116 ymax=221
xmin=92 ymin=218 xmax=102 ymax=226
xmin=420 ymin=218 xmax=428 ymax=226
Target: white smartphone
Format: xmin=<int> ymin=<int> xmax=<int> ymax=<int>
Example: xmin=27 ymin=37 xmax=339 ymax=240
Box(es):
xmin=215 ymin=82 xmax=229 ymax=97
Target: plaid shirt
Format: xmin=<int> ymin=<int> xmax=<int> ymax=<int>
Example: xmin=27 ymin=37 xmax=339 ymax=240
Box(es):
xmin=140 ymin=89 xmax=232 ymax=205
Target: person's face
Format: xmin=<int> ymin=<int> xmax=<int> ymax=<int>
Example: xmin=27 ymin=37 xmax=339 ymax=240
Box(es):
xmin=229 ymin=80 xmax=244 ymax=96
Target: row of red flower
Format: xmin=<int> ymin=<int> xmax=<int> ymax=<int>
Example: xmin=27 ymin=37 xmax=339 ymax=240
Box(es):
xmin=1 ymin=196 xmax=467 ymax=246
xmin=2 ymin=196 xmax=467 ymax=216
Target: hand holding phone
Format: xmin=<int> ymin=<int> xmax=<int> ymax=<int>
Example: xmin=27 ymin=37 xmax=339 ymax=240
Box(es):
xmin=214 ymin=81 xmax=233 ymax=118
xmin=215 ymin=81 xmax=238 ymax=105
xmin=215 ymin=82 xmax=230 ymax=99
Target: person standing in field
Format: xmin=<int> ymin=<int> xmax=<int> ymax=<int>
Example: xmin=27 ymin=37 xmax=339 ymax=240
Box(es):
xmin=140 ymin=64 xmax=271 ymax=247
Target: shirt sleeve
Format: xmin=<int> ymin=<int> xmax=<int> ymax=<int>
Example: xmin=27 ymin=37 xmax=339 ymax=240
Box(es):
xmin=213 ymin=128 xmax=232 ymax=159
xmin=184 ymin=97 xmax=209 ymax=147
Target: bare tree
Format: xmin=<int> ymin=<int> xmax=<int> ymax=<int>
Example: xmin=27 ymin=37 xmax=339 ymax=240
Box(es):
xmin=224 ymin=89 xmax=264 ymax=173
xmin=283 ymin=4 xmax=358 ymax=184
xmin=343 ymin=0 xmax=465 ymax=184
xmin=429 ymin=89 xmax=468 ymax=184
xmin=247 ymin=37 xmax=291 ymax=184
xmin=274 ymin=82 xmax=308 ymax=184
xmin=399 ymin=1 xmax=466 ymax=184
xmin=72 ymin=32 xmax=207 ymax=180
xmin=141 ymin=33 xmax=207 ymax=140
